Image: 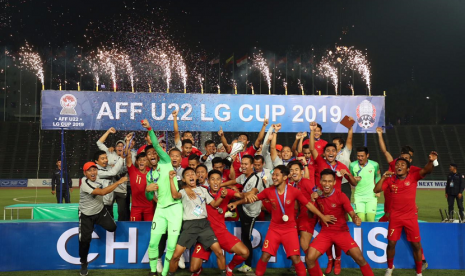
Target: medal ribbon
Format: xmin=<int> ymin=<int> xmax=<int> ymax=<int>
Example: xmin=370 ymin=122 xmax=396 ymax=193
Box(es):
xmin=275 ymin=185 xmax=288 ymax=218
xmin=326 ymin=161 xmax=338 ymax=172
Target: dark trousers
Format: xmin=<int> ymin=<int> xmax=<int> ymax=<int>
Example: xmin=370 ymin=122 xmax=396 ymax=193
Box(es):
xmin=447 ymin=194 xmax=464 ymax=220
xmin=238 ymin=205 xmax=256 ymax=266
xmin=56 ymin=189 xmax=70 ymax=203
xmin=79 ymin=207 xmax=116 ymax=264
xmin=125 ymin=185 xmax=132 ymax=219
xmin=114 ymin=192 xmax=129 ymax=221
xmin=341 ymin=183 xmax=352 ymax=201
xmin=105 ymin=205 xmax=114 ymax=218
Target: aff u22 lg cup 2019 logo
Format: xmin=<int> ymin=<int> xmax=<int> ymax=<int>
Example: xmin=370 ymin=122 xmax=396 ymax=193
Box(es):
xmin=60 ymin=94 xmax=77 ymax=115
xmin=356 ymin=100 xmax=377 ymax=129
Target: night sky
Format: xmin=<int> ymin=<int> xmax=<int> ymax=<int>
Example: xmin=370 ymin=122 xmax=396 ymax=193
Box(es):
xmin=2 ymin=0 xmax=465 ymax=123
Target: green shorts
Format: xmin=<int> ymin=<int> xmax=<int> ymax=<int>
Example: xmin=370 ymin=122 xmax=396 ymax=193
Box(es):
xmin=354 ymin=198 xmax=377 ymax=214
xmin=151 ymin=203 xmax=183 ymax=235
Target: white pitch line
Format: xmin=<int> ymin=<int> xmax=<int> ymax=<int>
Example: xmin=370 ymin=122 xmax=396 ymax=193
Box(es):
xmin=13 ymin=196 xmax=49 ymax=203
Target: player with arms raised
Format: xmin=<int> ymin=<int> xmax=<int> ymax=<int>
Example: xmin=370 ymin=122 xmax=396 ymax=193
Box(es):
xmin=374 ymin=151 xmax=438 ymax=276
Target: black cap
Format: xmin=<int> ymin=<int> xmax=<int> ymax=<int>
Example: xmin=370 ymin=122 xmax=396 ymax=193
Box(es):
xmin=450 ymin=163 xmax=458 ymax=168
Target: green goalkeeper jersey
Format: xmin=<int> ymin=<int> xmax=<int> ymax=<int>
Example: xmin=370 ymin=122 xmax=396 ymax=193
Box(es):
xmin=145 ymin=130 xmax=182 ymax=208
xmin=349 ymin=159 xmax=381 ymax=200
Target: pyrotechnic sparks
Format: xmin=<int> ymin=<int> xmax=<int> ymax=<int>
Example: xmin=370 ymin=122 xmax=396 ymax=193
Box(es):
xmin=86 ymin=55 xmax=100 ymax=91
xmin=149 ymin=49 xmax=172 ymax=93
xmin=172 ymin=53 xmax=187 ymax=93
xmin=119 ymin=53 xmax=134 ymax=92
xmin=298 ymin=79 xmax=304 ymax=95
xmin=345 ymin=48 xmax=371 ymax=95
xmin=253 ymin=51 xmax=272 ymax=94
xmin=317 ymin=51 xmax=338 ymax=94
xmin=98 ymin=49 xmax=118 ymax=91
xmin=18 ymin=42 xmax=44 ymax=89
xmin=198 ymin=74 xmax=204 ymax=93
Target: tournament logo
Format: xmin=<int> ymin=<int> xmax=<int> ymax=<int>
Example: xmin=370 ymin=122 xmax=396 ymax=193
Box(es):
xmin=60 ymin=94 xmax=77 ymax=115
xmin=356 ymin=100 xmax=376 ymax=129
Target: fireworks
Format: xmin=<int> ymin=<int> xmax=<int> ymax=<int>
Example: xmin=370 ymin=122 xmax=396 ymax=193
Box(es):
xmin=97 ymin=49 xmax=118 ymax=92
xmin=119 ymin=53 xmax=134 ymax=92
xmin=198 ymin=74 xmax=204 ymax=94
xmin=317 ymin=50 xmax=339 ymax=94
xmin=148 ymin=49 xmax=172 ymax=93
xmin=298 ymin=79 xmax=304 ymax=95
xmin=172 ymin=53 xmax=187 ymax=93
xmin=253 ymin=51 xmax=272 ymax=94
xmin=18 ymin=42 xmax=44 ymax=89
xmin=345 ymin=48 xmax=371 ymax=95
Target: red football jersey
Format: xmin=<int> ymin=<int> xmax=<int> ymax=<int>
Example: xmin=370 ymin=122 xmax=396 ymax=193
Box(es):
xmin=385 ymin=160 xmax=421 ymax=214
xmin=290 ymin=178 xmax=315 ymax=219
xmin=205 ymin=188 xmax=236 ymax=231
xmin=303 ymin=138 xmax=327 ymax=156
xmin=383 ymin=170 xmax=423 ymax=220
xmin=315 ymin=189 xmax=353 ymax=233
xmin=127 ymin=165 xmax=154 ymax=208
xmin=222 ymin=169 xmax=231 ymax=183
xmin=257 ymin=185 xmax=309 ymax=230
xmin=315 ymin=155 xmax=352 ymax=190
xmin=231 ymin=145 xmax=257 ymax=177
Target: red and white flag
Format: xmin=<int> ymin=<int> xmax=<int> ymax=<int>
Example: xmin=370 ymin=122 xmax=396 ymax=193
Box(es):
xmin=236 ymin=55 xmax=247 ymax=67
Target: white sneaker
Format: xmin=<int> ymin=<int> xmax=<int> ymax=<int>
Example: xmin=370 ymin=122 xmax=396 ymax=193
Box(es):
xmin=157 ymin=258 xmax=163 ymax=273
xmin=417 ymin=274 xmax=422 ymax=276
xmin=237 ymin=264 xmax=252 ymax=273
xmin=385 ymin=265 xmax=395 ymax=276
xmin=225 ymin=211 xmax=234 ymax=218
xmin=178 ymin=254 xmax=186 ymax=269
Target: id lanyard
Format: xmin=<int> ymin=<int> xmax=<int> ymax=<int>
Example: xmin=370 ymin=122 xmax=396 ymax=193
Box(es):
xmin=275 ymin=185 xmax=288 ymax=220
xmin=293 ymin=178 xmax=301 ymax=188
xmin=196 ymin=193 xmax=205 ymax=208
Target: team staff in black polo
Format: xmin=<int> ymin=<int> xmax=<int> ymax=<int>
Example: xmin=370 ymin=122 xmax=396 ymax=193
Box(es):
xmin=446 ymin=163 xmax=464 ymax=221
xmin=78 ymin=161 xmax=127 ymax=276
xmin=51 ymin=160 xmax=73 ymax=203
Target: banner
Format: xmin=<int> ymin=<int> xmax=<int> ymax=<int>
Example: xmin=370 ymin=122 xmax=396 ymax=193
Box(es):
xmin=27 ymin=178 xmax=80 ymax=188
xmin=0 ymin=179 xmax=28 ymax=187
xmin=1 ymin=221 xmax=464 ymax=271
xmin=41 ymin=90 xmax=385 ymax=133
xmin=417 ymin=180 xmax=447 ymax=189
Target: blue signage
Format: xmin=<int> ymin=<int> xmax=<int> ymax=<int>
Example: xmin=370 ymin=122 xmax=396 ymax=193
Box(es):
xmin=41 ymin=90 xmax=385 ymax=133
xmin=0 ymin=179 xmax=28 ymax=187
xmin=1 ymin=221 xmax=463 ymax=271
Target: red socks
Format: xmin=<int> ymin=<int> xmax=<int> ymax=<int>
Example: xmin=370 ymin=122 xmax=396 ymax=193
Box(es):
xmin=326 ymin=247 xmax=333 ymax=258
xmin=360 ymin=263 xmax=374 ymax=276
xmin=294 ymin=261 xmax=306 ymax=276
xmin=387 ymin=258 xmax=394 ymax=269
xmin=335 ymin=245 xmax=342 ymax=258
xmin=416 ymin=261 xmax=423 ymax=274
xmin=228 ymin=254 xmax=246 ymax=270
xmin=255 ymin=259 xmax=267 ymax=276
xmin=308 ymin=262 xmax=324 ymax=276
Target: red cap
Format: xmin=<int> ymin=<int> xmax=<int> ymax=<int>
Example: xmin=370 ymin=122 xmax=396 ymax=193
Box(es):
xmin=137 ymin=145 xmax=147 ymax=155
xmin=83 ymin=162 xmax=97 ymax=173
xmin=276 ymin=144 xmax=283 ymax=151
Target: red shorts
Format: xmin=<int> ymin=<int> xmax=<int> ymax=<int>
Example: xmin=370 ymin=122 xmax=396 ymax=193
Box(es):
xmin=192 ymin=229 xmax=241 ymax=260
xmin=297 ymin=216 xmax=317 ymax=234
xmin=130 ymin=206 xmax=155 ymax=222
xmin=378 ymin=214 xmax=389 ymax=222
xmin=388 ymin=218 xmax=421 ymax=242
xmin=310 ymin=231 xmax=358 ymax=254
xmin=262 ymin=227 xmax=300 ymax=258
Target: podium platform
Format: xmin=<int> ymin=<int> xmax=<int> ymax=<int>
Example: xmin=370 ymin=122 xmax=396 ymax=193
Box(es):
xmin=3 ymin=203 xmax=119 ymax=221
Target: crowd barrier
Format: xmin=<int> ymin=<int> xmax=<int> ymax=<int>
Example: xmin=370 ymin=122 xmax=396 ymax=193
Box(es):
xmin=0 ymin=221 xmax=464 ymax=271
xmin=0 ymin=179 xmax=446 ymax=189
